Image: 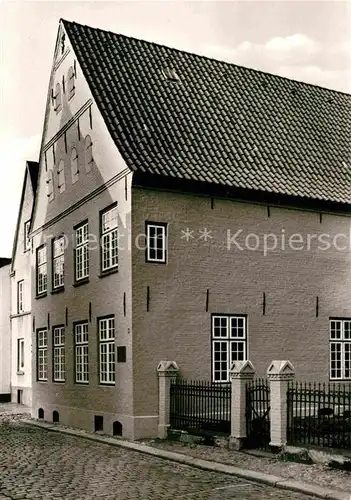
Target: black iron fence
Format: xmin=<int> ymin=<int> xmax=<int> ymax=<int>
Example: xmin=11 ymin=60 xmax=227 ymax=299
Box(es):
xmin=245 ymin=378 xmax=270 ymax=449
xmin=170 ymin=379 xmax=231 ymax=434
xmin=287 ymin=382 xmax=351 ymax=450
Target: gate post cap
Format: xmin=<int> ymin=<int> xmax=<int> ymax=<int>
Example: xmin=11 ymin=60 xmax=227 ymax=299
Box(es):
xmin=157 ymin=361 xmax=179 ymax=376
xmin=267 ymin=360 xmax=295 ymax=380
xmin=230 ymin=360 xmax=255 ymax=379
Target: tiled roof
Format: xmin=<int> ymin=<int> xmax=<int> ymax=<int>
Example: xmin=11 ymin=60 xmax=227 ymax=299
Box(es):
xmin=62 ymin=20 xmax=351 ymax=205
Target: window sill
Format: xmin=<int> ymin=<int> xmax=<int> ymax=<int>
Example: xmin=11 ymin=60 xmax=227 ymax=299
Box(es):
xmin=10 ymin=312 xmax=31 ymax=319
xmin=73 ymin=278 xmax=89 ymax=288
xmin=36 ymin=292 xmax=47 ymax=300
xmin=53 ymin=380 xmax=65 ymax=384
xmin=37 ymin=380 xmax=48 ymax=383
xmin=99 ymin=382 xmax=116 ymax=387
xmin=16 ymin=371 xmax=25 ymax=376
xmin=75 ymin=381 xmax=89 ymax=385
xmin=51 ymin=286 xmax=65 ymax=295
xmin=145 ymin=259 xmax=167 ymax=265
xmin=99 ymin=267 xmax=118 ymax=278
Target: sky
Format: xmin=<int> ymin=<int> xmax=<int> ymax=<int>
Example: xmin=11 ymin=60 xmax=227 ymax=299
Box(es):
xmin=0 ymin=0 xmax=350 ymax=257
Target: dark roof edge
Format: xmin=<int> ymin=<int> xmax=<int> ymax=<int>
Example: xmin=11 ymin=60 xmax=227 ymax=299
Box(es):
xmin=132 ymin=172 xmax=351 ymax=215
xmin=61 ymin=19 xmax=350 ymax=98
xmin=0 ymin=257 xmax=11 ymax=269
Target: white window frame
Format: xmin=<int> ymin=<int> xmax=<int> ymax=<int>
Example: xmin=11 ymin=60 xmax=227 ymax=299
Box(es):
xmin=75 ymin=322 xmax=89 ymax=383
xmin=101 ymin=206 xmax=118 ymax=272
xmin=212 ymin=315 xmax=247 ymax=382
xmin=71 ymin=148 xmax=79 ymax=184
xmin=330 ymin=319 xmax=351 ymax=380
xmin=17 ymin=280 xmax=24 ymax=313
xmin=53 ymin=326 xmax=65 ymax=382
xmin=24 ymin=220 xmax=31 ymax=252
xmin=36 ymin=246 xmax=47 ymax=295
xmin=53 ymin=236 xmax=65 ymax=289
xmin=146 ymin=222 xmax=167 ymax=263
xmin=17 ymin=338 xmax=24 ymax=372
xmin=37 ymin=329 xmax=48 ymax=381
xmin=98 ymin=317 xmax=115 ymax=385
xmin=75 ymin=223 xmax=89 ymax=281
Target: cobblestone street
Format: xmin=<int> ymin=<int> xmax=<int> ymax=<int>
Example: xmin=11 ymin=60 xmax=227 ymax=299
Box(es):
xmin=0 ymin=424 xmax=320 ymax=500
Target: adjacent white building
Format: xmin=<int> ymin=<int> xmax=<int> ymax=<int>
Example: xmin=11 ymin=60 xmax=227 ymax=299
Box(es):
xmin=10 ymin=161 xmax=38 ymax=406
xmin=0 ymin=258 xmax=11 ymax=401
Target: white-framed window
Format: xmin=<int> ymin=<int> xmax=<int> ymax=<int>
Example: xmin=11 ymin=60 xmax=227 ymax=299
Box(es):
xmin=85 ymin=135 xmax=94 ymax=173
xmin=53 ymin=326 xmax=65 ymax=382
xmin=145 ymin=222 xmax=167 ymax=263
xmin=330 ymin=319 xmax=351 ymax=380
xmin=67 ymin=66 xmax=75 ymax=100
xmin=212 ymin=315 xmax=247 ymax=382
xmin=24 ymin=220 xmax=31 ymax=252
xmin=53 ymin=236 xmax=65 ymax=289
xmin=75 ymin=322 xmax=89 ymax=383
xmin=57 ymin=159 xmax=65 ymax=193
xmin=36 ymin=246 xmax=47 ymax=295
xmin=101 ymin=205 xmax=118 ymax=272
xmin=75 ymin=222 xmax=89 ymax=281
xmin=37 ymin=329 xmax=48 ymax=381
xmin=98 ymin=317 xmax=115 ymax=385
xmin=71 ymin=148 xmax=79 ymax=184
xmin=17 ymin=338 xmax=24 ymax=371
xmin=17 ymin=280 xmax=24 ymax=313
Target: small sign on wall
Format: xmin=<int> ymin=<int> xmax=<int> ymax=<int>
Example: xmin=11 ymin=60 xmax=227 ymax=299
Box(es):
xmin=117 ymin=346 xmax=126 ymax=363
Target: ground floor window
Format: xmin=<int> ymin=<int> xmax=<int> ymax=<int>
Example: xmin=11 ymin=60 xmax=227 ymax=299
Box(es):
xmin=212 ymin=314 xmax=247 ymax=382
xmin=37 ymin=329 xmax=48 ymax=381
xmin=98 ymin=316 xmax=115 ymax=384
xmin=330 ymin=319 xmax=351 ymax=380
xmin=75 ymin=322 xmax=89 ymax=383
xmin=53 ymin=326 xmax=65 ymax=382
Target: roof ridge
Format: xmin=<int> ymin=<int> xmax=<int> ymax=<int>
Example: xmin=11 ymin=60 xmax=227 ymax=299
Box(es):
xmin=61 ymin=18 xmax=351 ymax=97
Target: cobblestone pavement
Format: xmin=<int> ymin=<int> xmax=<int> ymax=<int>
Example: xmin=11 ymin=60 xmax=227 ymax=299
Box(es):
xmin=0 ymin=424 xmax=320 ymax=500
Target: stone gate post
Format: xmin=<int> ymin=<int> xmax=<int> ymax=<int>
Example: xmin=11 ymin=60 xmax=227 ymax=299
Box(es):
xmin=156 ymin=361 xmax=179 ymax=439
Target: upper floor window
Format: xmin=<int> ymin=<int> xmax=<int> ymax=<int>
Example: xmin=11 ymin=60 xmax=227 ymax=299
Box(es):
xmin=145 ymin=222 xmax=167 ymax=263
xmin=67 ymin=66 xmax=75 ymax=100
xmin=54 ymin=83 xmax=62 ymax=112
xmin=17 ymin=338 xmax=25 ymax=372
xmin=36 ymin=246 xmax=47 ymax=296
xmin=46 ymin=169 xmax=54 ymax=202
xmin=101 ymin=205 xmax=118 ymax=272
xmin=24 ymin=220 xmax=31 ymax=252
xmin=85 ymin=135 xmax=94 ymax=173
xmin=37 ymin=329 xmax=48 ymax=381
xmin=75 ymin=222 xmax=89 ymax=281
xmin=57 ymin=159 xmax=65 ymax=193
xmin=212 ymin=315 xmax=247 ymax=382
xmin=17 ymin=280 xmax=24 ymax=313
xmin=71 ymin=148 xmax=79 ymax=184
xmin=330 ymin=319 xmax=351 ymax=380
xmin=52 ymin=236 xmax=65 ymax=289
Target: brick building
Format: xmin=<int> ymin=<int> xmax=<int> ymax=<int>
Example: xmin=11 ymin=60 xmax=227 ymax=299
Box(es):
xmin=30 ymin=19 xmax=351 ymax=439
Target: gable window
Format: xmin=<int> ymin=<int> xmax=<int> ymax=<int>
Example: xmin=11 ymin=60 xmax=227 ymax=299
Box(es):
xmin=71 ymin=148 xmax=79 ymax=184
xmin=17 ymin=338 xmax=24 ymax=372
xmin=46 ymin=169 xmax=54 ymax=202
xmin=37 ymin=329 xmax=48 ymax=381
xmin=75 ymin=322 xmax=89 ymax=383
xmin=75 ymin=222 xmax=89 ymax=281
xmin=52 ymin=236 xmax=65 ymax=289
xmin=145 ymin=222 xmax=167 ymax=263
xmin=67 ymin=66 xmax=75 ymax=100
xmin=98 ymin=316 xmax=115 ymax=385
xmin=85 ymin=135 xmax=94 ymax=173
xmin=57 ymin=160 xmax=65 ymax=193
xmin=330 ymin=319 xmax=351 ymax=380
xmin=36 ymin=246 xmax=47 ymax=296
xmin=17 ymin=280 xmax=24 ymax=313
xmin=24 ymin=220 xmax=31 ymax=252
xmin=212 ymin=315 xmax=247 ymax=382
xmin=53 ymin=326 xmax=65 ymax=382
xmin=54 ymin=82 xmax=62 ymax=112
xmin=101 ymin=205 xmax=118 ymax=272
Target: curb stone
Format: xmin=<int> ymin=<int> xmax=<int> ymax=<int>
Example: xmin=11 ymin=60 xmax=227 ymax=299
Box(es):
xmin=21 ymin=420 xmax=351 ymax=500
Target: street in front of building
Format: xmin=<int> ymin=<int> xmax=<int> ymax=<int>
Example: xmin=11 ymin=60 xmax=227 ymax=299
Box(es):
xmin=0 ymin=424 xmax=320 ymax=500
